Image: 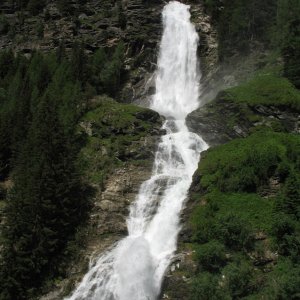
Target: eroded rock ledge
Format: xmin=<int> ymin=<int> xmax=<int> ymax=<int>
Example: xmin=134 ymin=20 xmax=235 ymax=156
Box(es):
xmin=187 ymin=94 xmax=300 ymax=147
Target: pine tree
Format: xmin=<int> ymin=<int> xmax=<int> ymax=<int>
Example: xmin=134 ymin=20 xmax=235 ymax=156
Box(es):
xmin=280 ymin=172 xmax=300 ymax=220
xmin=0 ymin=91 xmax=86 ymax=299
xmin=70 ymin=43 xmax=87 ymax=84
xmin=100 ymin=41 xmax=125 ymax=96
xmin=282 ymin=20 xmax=300 ymax=89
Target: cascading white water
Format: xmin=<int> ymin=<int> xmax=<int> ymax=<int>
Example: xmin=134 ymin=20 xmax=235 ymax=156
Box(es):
xmin=66 ymin=2 xmax=208 ymax=299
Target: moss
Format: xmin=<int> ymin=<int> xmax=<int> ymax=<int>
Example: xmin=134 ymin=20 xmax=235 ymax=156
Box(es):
xmin=83 ymin=96 xmax=152 ymax=134
xmin=224 ymin=74 xmax=300 ymax=111
xmin=79 ymin=96 xmax=159 ymax=184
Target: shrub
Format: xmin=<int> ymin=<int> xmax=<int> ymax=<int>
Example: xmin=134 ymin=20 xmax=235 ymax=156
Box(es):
xmin=217 ymin=213 xmax=254 ymax=250
xmin=265 ymin=259 xmax=300 ymax=299
xmin=222 ymin=259 xmax=255 ymax=298
xmin=272 ymin=214 xmax=300 ymax=259
xmin=191 ymin=273 xmax=230 ymax=300
xmin=195 ymin=240 xmax=227 ymax=272
xmin=199 ymin=131 xmax=300 ymax=193
xmin=27 ymin=0 xmax=46 ymax=15
xmin=0 ymin=15 xmax=9 ymax=34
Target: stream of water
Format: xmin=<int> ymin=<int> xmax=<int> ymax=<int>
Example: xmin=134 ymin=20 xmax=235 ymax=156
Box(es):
xmin=67 ymin=2 xmax=208 ymax=299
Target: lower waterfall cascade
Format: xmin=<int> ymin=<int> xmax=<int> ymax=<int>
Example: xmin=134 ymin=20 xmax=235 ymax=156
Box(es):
xmin=67 ymin=1 xmax=208 ymax=299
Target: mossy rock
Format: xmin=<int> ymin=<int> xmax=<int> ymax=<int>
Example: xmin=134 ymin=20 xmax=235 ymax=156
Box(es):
xmin=79 ymin=96 xmax=162 ymax=185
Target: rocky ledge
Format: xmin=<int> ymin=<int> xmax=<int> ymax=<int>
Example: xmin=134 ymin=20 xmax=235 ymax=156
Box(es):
xmin=187 ymin=93 xmax=300 ymax=147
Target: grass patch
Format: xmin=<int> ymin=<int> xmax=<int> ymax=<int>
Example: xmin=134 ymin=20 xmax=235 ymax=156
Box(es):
xmin=198 ymin=130 xmax=300 ymax=193
xmin=224 ymin=74 xmax=300 ymax=111
xmin=189 ymin=129 xmax=300 ymax=299
xmin=199 ymin=192 xmax=273 ymax=232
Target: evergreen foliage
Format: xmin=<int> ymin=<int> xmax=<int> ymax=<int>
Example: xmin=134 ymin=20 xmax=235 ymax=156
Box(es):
xmin=27 ymin=0 xmax=45 ymax=15
xmin=0 ymin=42 xmax=125 ymax=298
xmin=0 ymin=42 xmax=125 ymax=180
xmin=203 ymin=0 xmax=277 ymax=57
xmin=1 ymin=95 xmax=85 ymax=299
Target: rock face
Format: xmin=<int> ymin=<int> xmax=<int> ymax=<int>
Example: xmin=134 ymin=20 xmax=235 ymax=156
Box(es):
xmin=0 ymin=0 xmax=219 ymax=104
xmin=187 ymin=94 xmax=300 ymax=147
xmin=0 ymin=0 xmax=165 ymax=103
xmin=39 ymin=164 xmax=156 ymax=300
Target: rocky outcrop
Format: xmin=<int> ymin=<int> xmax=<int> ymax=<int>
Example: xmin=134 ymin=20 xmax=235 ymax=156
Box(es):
xmin=0 ymin=0 xmax=165 ymax=103
xmin=0 ymin=0 xmax=219 ymax=104
xmin=187 ymin=94 xmax=300 ymax=147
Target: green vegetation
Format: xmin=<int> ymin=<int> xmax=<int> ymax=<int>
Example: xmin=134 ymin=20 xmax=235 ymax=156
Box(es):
xmin=277 ymin=0 xmax=300 ymax=88
xmin=203 ymin=0 xmax=277 ymax=56
xmin=27 ymin=0 xmax=45 ymax=15
xmin=198 ymin=131 xmax=299 ymax=193
xmin=0 ymin=15 xmax=10 ymax=34
xmin=190 ymin=130 xmax=300 ymax=299
xmin=79 ymin=96 xmax=159 ymax=185
xmin=224 ymin=74 xmax=300 ymax=111
xmin=203 ymin=0 xmax=300 ymax=88
xmin=0 ymin=40 xmax=126 ymax=299
xmin=203 ymin=72 xmax=300 ymax=138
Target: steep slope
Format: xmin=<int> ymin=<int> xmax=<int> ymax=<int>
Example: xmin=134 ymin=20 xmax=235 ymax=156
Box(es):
xmin=161 ymin=71 xmax=300 ymax=300
xmin=0 ymin=0 xmax=218 ymax=103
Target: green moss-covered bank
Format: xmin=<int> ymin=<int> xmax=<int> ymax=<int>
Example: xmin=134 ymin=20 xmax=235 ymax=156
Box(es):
xmin=79 ymin=95 xmax=162 ymax=186
xmin=187 ymin=73 xmax=300 ymax=146
xmin=162 ymin=129 xmax=300 ymax=300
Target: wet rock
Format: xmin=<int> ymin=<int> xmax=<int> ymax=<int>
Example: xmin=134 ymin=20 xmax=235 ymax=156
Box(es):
xmin=160 ymin=250 xmax=197 ymax=300
xmin=135 ymin=109 xmax=160 ymax=122
xmin=187 ymin=95 xmax=300 ymax=146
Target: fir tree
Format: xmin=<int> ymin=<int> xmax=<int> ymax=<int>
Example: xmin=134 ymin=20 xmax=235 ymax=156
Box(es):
xmin=0 ymin=92 xmax=86 ymax=299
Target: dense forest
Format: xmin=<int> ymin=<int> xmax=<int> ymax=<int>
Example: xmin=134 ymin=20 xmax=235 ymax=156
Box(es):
xmin=0 ymin=42 xmax=125 ymax=299
xmin=0 ymin=0 xmax=299 ymax=299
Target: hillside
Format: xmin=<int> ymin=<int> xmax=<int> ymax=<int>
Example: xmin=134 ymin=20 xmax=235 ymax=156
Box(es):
xmin=0 ymin=1 xmax=299 ymax=299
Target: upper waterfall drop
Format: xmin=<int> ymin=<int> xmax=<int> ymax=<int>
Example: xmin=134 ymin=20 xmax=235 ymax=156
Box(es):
xmin=151 ymin=1 xmax=201 ymax=119
xmin=66 ymin=2 xmax=208 ymax=299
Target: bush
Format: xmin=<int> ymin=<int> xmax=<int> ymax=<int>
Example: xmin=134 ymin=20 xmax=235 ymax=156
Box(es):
xmin=272 ymin=214 xmax=300 ymax=259
xmin=277 ymin=172 xmax=300 ymax=219
xmin=27 ymin=0 xmax=46 ymax=15
xmin=191 ymin=273 xmax=230 ymax=300
xmin=199 ymin=131 xmax=300 ymax=193
xmin=195 ymin=240 xmax=227 ymax=272
xmin=265 ymin=259 xmax=300 ymax=299
xmin=217 ymin=214 xmax=254 ymax=251
xmin=222 ymin=259 xmax=255 ymax=298
xmin=0 ymin=15 xmax=9 ymax=34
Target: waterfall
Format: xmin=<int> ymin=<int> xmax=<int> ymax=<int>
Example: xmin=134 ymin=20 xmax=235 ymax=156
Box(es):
xmin=66 ymin=2 xmax=208 ymax=299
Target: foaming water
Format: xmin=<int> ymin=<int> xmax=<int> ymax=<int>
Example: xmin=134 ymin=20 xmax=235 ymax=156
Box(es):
xmin=66 ymin=2 xmax=208 ymax=299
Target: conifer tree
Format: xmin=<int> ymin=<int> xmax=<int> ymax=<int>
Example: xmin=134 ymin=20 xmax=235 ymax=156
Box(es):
xmin=100 ymin=41 xmax=125 ymax=96
xmin=0 ymin=91 xmax=86 ymax=299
